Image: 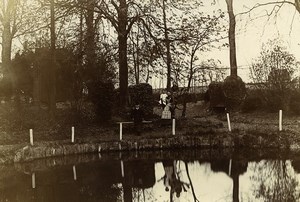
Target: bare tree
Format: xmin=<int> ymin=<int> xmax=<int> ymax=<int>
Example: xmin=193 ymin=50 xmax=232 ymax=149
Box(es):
xmin=97 ymin=0 xmax=140 ymax=108
xmin=225 ymin=0 xmax=237 ymax=77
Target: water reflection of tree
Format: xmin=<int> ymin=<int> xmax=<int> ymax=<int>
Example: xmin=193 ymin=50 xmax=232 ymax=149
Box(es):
xmin=184 ymin=162 xmax=200 ymax=202
xmin=250 ymin=160 xmax=300 ymax=201
xmin=123 ymin=160 xmax=156 ymax=202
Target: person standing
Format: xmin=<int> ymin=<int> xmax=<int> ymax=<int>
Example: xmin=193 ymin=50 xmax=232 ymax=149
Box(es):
xmin=131 ymin=104 xmax=144 ymax=136
xmin=159 ymin=90 xmax=168 ymax=109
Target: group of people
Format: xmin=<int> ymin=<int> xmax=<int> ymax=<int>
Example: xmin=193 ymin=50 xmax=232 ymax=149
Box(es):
xmin=130 ymin=84 xmax=178 ymax=135
xmin=159 ymin=90 xmax=176 ymax=119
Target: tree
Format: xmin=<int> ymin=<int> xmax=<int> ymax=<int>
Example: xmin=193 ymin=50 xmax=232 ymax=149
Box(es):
xmin=175 ymin=8 xmax=226 ymax=116
xmin=250 ymin=39 xmax=299 ymax=111
xmin=49 ymin=0 xmax=56 ymax=115
xmin=141 ymin=1 xmax=205 ymax=90
xmin=0 ymin=0 xmax=19 ymax=97
xmin=97 ymin=0 xmax=140 ymax=108
xmin=0 ymin=0 xmax=48 ymax=98
xmin=225 ymin=0 xmax=237 ymax=77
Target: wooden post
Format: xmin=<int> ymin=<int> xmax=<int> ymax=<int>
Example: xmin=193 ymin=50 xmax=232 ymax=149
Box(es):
xmin=73 ymin=165 xmax=77 ymax=181
xmin=226 ymin=113 xmax=231 ymax=132
xmin=32 ymin=173 xmax=36 ymax=189
xmin=279 ymin=110 xmax=282 ymax=131
xmin=119 ymin=123 xmax=123 ymax=140
xmin=229 ymin=159 xmax=232 ymax=176
xmin=71 ymin=126 xmax=75 ymax=143
xmin=121 ymin=160 xmax=124 ymax=178
xmin=135 ymin=142 xmax=138 ymax=150
xmin=172 ymin=119 xmax=176 ymax=135
xmin=30 ymin=129 xmax=33 ymax=146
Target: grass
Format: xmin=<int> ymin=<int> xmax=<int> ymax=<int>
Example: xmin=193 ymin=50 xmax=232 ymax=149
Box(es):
xmin=0 ymin=100 xmax=300 ymax=148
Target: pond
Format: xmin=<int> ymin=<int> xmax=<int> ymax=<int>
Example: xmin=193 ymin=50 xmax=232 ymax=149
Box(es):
xmin=1 ymin=149 xmax=300 ymax=202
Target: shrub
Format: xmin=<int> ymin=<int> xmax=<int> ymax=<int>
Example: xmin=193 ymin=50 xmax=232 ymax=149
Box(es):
xmin=129 ymin=83 xmax=154 ymax=118
xmin=241 ymin=92 xmax=262 ymax=113
xmin=87 ymin=81 xmax=115 ymax=122
xmin=223 ymin=76 xmax=246 ymax=110
xmin=207 ymin=82 xmax=225 ymax=108
xmin=289 ymin=90 xmax=300 ymax=115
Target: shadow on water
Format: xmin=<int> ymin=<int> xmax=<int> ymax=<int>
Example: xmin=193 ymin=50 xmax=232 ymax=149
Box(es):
xmin=1 ymin=148 xmax=300 ymax=201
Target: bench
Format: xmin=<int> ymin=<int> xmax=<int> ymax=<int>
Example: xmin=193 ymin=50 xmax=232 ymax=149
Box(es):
xmin=117 ymin=121 xmax=153 ymax=140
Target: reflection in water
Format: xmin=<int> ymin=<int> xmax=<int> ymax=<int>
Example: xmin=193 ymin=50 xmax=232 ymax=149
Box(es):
xmin=248 ymin=160 xmax=300 ymax=201
xmin=1 ymin=150 xmax=300 ymax=201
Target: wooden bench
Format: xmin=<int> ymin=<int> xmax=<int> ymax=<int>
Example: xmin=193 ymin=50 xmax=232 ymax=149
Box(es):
xmin=117 ymin=121 xmax=153 ymax=140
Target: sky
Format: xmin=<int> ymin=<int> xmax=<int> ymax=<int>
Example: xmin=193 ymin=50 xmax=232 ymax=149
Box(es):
xmin=209 ymin=0 xmax=300 ymax=82
xmin=150 ymin=0 xmax=300 ymax=88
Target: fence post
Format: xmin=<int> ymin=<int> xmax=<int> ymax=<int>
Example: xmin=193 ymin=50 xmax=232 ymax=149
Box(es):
xmin=29 ymin=129 xmax=33 ymax=146
xmin=172 ymin=119 xmax=176 ymax=135
xmin=32 ymin=173 xmax=36 ymax=189
xmin=279 ymin=110 xmax=282 ymax=131
xmin=226 ymin=113 xmax=231 ymax=132
xmin=71 ymin=126 xmax=75 ymax=143
xmin=73 ymin=165 xmax=77 ymax=181
xmin=119 ymin=123 xmax=123 ymax=140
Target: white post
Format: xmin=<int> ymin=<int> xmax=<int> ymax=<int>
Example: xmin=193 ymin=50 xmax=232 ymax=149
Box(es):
xmin=30 ymin=129 xmax=33 ymax=146
xmin=135 ymin=142 xmax=138 ymax=150
xmin=71 ymin=126 xmax=75 ymax=143
xmin=172 ymin=119 xmax=176 ymax=135
xmin=32 ymin=173 xmax=36 ymax=189
xmin=279 ymin=110 xmax=282 ymax=131
xmin=226 ymin=113 xmax=231 ymax=132
xmin=73 ymin=165 xmax=77 ymax=181
xmin=229 ymin=159 xmax=232 ymax=176
xmin=121 ymin=160 xmax=124 ymax=178
xmin=119 ymin=123 xmax=123 ymax=140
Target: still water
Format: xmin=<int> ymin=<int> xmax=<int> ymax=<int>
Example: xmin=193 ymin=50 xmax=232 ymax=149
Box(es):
xmin=1 ymin=149 xmax=300 ymax=202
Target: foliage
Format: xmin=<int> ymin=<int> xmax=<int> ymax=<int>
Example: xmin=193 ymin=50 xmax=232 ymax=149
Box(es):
xmin=223 ymin=75 xmax=246 ymax=110
xmin=207 ymin=82 xmax=226 ymax=109
xmin=241 ymin=90 xmax=262 ymax=113
xmin=250 ymin=39 xmax=299 ymax=111
xmin=11 ymin=51 xmax=34 ymax=98
xmin=250 ymin=40 xmax=298 ymax=88
xmin=128 ymin=83 xmax=154 ymax=118
xmin=288 ymin=90 xmax=300 ymax=115
xmin=87 ymin=81 xmax=115 ymax=122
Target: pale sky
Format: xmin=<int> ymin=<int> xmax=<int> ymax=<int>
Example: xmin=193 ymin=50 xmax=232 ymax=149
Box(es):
xmin=209 ymin=0 xmax=300 ymax=82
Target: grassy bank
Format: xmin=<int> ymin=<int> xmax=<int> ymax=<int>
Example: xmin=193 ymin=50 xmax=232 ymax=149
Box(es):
xmin=1 ymin=101 xmax=300 ymax=164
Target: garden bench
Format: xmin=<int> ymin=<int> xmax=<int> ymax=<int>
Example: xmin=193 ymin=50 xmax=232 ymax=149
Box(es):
xmin=117 ymin=121 xmax=153 ymax=140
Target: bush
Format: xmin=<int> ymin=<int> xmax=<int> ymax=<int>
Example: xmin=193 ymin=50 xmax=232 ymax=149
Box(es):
xmin=289 ymin=90 xmax=300 ymax=115
xmin=129 ymin=83 xmax=154 ymax=118
xmin=207 ymin=82 xmax=225 ymax=108
xmin=241 ymin=92 xmax=262 ymax=113
xmin=223 ymin=76 xmax=246 ymax=110
xmin=87 ymin=81 xmax=115 ymax=122
xmin=262 ymin=90 xmax=284 ymax=112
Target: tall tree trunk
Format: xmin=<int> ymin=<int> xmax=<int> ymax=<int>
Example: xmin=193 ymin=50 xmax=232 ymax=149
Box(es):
xmin=86 ymin=0 xmax=96 ymax=78
xmin=135 ymin=30 xmax=140 ymax=84
xmin=49 ymin=0 xmax=56 ymax=115
xmin=1 ymin=0 xmax=15 ymax=98
xmin=182 ymin=49 xmax=196 ymax=117
xmin=118 ymin=0 xmax=129 ymax=107
xmin=2 ymin=21 xmax=13 ymax=98
xmin=226 ymin=0 xmax=237 ymax=77
xmin=162 ymin=0 xmax=172 ymax=90
xmin=78 ymin=4 xmax=84 ymax=65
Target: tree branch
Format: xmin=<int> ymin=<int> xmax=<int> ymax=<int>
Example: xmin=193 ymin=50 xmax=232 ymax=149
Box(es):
xmin=237 ymin=1 xmax=295 ymax=16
